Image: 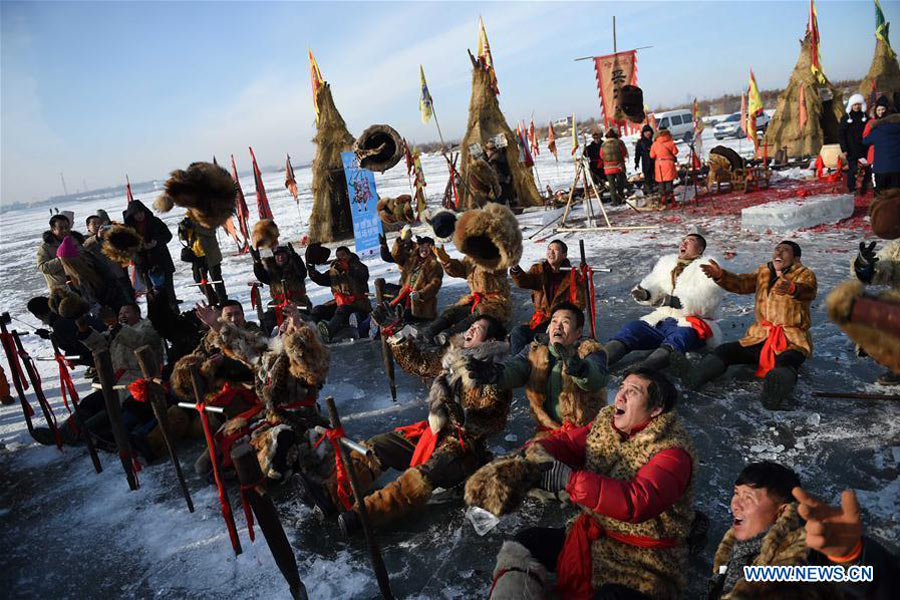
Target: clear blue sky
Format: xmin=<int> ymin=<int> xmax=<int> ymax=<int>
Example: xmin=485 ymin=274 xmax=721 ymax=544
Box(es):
xmin=1 ymin=1 xmax=893 ymax=202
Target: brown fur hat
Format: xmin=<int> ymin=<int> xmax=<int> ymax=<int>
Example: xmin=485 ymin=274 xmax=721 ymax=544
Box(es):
xmin=305 ymin=242 xmax=331 ymax=266
xmin=48 ymin=287 xmax=90 ymax=319
xmin=102 ymin=223 xmax=143 ymax=267
xmin=282 ymin=322 xmax=329 ymax=386
xmin=453 ymin=202 xmax=523 ymax=270
xmin=252 ymin=219 xmax=280 ymax=250
xmin=827 ymin=280 xmax=900 ymax=374
xmin=464 ymin=454 xmax=545 ymax=516
xmin=154 ymin=162 xmax=237 ymax=230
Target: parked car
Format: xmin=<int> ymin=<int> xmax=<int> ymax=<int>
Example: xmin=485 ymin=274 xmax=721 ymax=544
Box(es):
xmin=655 ymin=109 xmax=695 ymax=142
xmin=714 ymin=112 xmax=771 ymax=140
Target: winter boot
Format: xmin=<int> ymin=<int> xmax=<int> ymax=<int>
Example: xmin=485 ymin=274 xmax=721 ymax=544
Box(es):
xmin=30 ymin=427 xmax=58 ymax=446
xmin=337 ymin=510 xmax=362 ymax=538
xmin=145 ymin=405 xmax=190 ymax=459
xmin=639 ymin=347 xmax=672 ymax=371
xmin=292 ymin=472 xmax=337 ymax=518
xmin=316 ymin=321 xmax=331 ymax=343
xmin=323 ymin=449 xmax=382 ymax=511
xmin=357 ymin=467 xmax=433 ymax=530
xmin=603 ymin=340 xmax=628 ymax=367
xmin=666 ymin=348 xmax=694 ymax=379
xmin=686 ymin=354 xmax=727 ymax=390
xmin=760 ymin=367 xmax=797 ymax=410
xmin=876 ymin=370 xmax=900 ymax=386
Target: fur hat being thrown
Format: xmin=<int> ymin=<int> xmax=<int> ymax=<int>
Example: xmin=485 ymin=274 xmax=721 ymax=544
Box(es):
xmin=453 ymin=203 xmax=523 ymax=271
xmin=154 ymin=162 xmax=238 ymax=229
xmin=252 ymin=219 xmax=280 ymax=250
xmin=102 ymin=224 xmax=143 ymax=267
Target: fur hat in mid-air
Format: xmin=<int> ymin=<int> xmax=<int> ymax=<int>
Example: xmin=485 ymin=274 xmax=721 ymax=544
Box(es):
xmin=252 ymin=219 xmax=280 ymax=250
xmin=453 ymin=203 xmax=523 ymax=271
xmin=154 ymin=162 xmax=238 ymax=229
xmin=102 ymin=224 xmax=143 ymax=268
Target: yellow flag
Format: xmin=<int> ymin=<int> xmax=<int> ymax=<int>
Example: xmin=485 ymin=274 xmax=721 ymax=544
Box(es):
xmin=747 ymin=69 xmax=763 ymax=149
xmin=419 ymin=65 xmax=433 ymax=124
xmin=570 ymin=114 xmax=579 ymax=156
xmin=309 ymin=49 xmax=325 ymax=124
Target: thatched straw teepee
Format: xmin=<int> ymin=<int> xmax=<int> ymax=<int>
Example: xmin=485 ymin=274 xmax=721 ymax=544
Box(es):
xmin=459 ymin=53 xmax=541 ymax=210
xmin=764 ymin=34 xmax=844 ymax=158
xmin=308 ymin=83 xmax=355 ymax=243
xmin=859 ymin=38 xmax=900 ymax=109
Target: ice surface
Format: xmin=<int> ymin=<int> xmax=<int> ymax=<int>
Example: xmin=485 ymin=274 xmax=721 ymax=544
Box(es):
xmin=741 ymin=194 xmax=855 ymax=233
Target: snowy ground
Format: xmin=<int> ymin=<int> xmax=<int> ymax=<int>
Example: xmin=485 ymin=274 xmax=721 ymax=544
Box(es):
xmin=1 ymin=135 xmax=898 ymax=599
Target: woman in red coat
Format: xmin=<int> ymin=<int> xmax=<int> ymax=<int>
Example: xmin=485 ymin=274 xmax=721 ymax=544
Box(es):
xmin=650 ymin=128 xmax=679 ymax=206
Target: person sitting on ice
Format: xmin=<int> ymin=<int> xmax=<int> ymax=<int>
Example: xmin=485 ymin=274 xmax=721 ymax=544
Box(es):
xmin=604 ymin=231 xmax=723 ymax=372
xmin=691 ymin=241 xmax=817 ymax=410
xmin=27 ymin=295 xmax=105 ymax=369
xmin=249 ymin=218 xmax=312 ymax=334
xmin=467 ymin=302 xmax=607 ymax=435
xmin=419 ymin=202 xmax=521 ymax=346
xmin=307 ymin=245 xmax=371 ymax=342
xmin=508 ymin=239 xmax=585 ymax=356
xmin=477 ymin=367 xmax=696 ymax=600
xmin=293 ymin=314 xmax=511 ymax=537
xmin=372 ymin=229 xmax=443 ymax=328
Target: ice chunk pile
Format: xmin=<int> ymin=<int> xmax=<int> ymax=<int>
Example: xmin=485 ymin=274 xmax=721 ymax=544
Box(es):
xmin=741 ymin=194 xmax=854 ymax=233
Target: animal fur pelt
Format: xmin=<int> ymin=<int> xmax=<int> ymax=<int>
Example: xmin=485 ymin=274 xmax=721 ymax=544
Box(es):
xmin=209 ymin=320 xmax=271 ymax=368
xmin=48 ymin=287 xmax=90 ymax=319
xmin=168 ymin=352 xmax=223 ymax=403
xmin=376 ymin=195 xmax=415 ymax=225
xmin=464 ymin=445 xmax=553 ymax=516
xmin=252 ymin=219 xmax=280 ymax=250
xmin=102 ymin=224 xmax=143 ymax=268
xmin=281 ymin=323 xmax=329 ymax=386
xmin=827 ymin=280 xmax=900 ymax=375
xmin=635 ymin=253 xmax=724 ymax=347
xmin=453 ymin=203 xmax=522 ymax=271
xmin=489 ymin=541 xmax=549 ymax=600
xmin=154 ymin=162 xmax=238 ymax=230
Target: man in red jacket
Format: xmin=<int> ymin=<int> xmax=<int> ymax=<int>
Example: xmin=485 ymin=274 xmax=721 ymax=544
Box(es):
xmin=494 ymin=367 xmax=695 ymax=600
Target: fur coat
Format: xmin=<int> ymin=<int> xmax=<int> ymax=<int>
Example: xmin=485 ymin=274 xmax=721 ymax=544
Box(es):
xmin=870 ymin=238 xmax=900 ymax=289
xmin=635 ymin=253 xmax=724 ymax=347
xmin=716 ymin=262 xmax=818 ymax=357
xmin=389 ymin=240 xmax=444 ymax=319
xmin=36 ymin=230 xmax=85 ymax=291
xmin=709 ymin=503 xmax=824 ymax=599
xmin=511 ymin=259 xmax=584 ymax=322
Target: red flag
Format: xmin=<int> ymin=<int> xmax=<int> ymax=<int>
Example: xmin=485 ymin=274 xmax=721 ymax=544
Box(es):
xmin=528 ymin=119 xmax=540 ymax=156
xmin=125 ymin=174 xmax=134 ymax=204
xmin=517 ymin=124 xmax=534 ymax=168
xmin=249 ymin=146 xmax=273 ymax=221
xmin=230 ymin=154 xmax=251 ymax=243
xmin=547 ymin=121 xmax=558 ymax=161
xmin=798 ymin=85 xmax=808 ymax=131
xmin=285 ymin=154 xmax=298 ymax=202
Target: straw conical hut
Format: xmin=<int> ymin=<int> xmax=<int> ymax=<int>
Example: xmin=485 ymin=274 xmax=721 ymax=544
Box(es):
xmin=764 ymin=34 xmax=844 ymax=158
xmin=859 ymin=38 xmax=900 ymax=109
xmin=309 ymin=83 xmax=355 ymax=243
xmin=459 ymin=53 xmax=541 ymax=210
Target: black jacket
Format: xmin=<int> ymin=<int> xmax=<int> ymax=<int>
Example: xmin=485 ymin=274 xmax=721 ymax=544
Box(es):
xmin=123 ymin=200 xmax=174 ymax=274
xmin=839 ymin=110 xmax=869 ymax=161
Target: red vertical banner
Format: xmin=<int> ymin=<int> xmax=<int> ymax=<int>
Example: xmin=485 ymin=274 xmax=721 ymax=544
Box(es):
xmin=249 ymin=146 xmax=273 ymax=221
xmin=593 ymin=50 xmax=637 ymax=130
xmin=230 ymin=154 xmax=251 ymax=243
xmin=125 ymin=174 xmax=134 ymax=204
xmin=285 ymin=154 xmax=299 ymax=202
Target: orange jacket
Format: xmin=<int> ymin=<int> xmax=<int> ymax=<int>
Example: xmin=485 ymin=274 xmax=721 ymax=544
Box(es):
xmin=650 ymin=132 xmax=679 ymax=182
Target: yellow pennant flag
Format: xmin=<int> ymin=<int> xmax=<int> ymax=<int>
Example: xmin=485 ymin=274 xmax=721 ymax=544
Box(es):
xmin=570 ymin=114 xmax=579 ymax=156
xmin=419 ymin=65 xmax=433 ymax=124
xmin=309 ymin=49 xmax=325 ymax=124
xmin=747 ymin=68 xmax=763 ymax=149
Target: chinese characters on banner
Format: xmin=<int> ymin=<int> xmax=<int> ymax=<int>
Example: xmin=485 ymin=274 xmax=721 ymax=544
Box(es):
xmin=593 ymin=50 xmax=637 ymax=129
xmin=340 ymin=151 xmax=384 ymax=258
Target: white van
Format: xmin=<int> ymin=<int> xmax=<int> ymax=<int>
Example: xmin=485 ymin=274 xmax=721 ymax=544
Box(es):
xmin=654 ymin=109 xmax=695 ymax=142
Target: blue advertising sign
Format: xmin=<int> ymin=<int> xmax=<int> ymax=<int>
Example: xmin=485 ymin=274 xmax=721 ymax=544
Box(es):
xmin=340 ymin=151 xmax=383 ymax=258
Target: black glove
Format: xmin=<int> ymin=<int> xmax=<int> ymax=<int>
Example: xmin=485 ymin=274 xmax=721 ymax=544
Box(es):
xmin=378 ymin=233 xmax=387 ymax=247
xmin=654 ymin=294 xmax=682 ymax=309
xmin=465 ymin=357 xmax=502 ymax=385
xmin=631 ymin=286 xmax=651 ymax=302
xmin=35 ymin=328 xmax=52 ymax=340
xmin=854 ymin=241 xmax=878 ymax=284
xmin=249 ymin=247 xmax=261 ymax=263
xmin=539 ymin=460 xmax=573 ymax=493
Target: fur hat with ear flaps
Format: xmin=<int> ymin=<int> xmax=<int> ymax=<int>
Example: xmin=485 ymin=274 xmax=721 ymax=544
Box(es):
xmin=252 ymin=219 xmax=280 ymax=250
xmin=102 ymin=224 xmax=143 ymax=268
xmin=48 ymin=287 xmax=90 ymax=320
xmin=453 ymin=203 xmax=522 ymax=271
xmin=154 ymin=162 xmax=238 ymax=229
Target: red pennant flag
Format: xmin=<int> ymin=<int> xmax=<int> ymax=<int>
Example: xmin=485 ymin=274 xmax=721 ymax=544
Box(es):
xmin=249 ymin=146 xmax=273 ymax=221
xmin=230 ymin=155 xmax=251 ymax=244
xmin=528 ymin=119 xmax=540 ymax=156
xmin=125 ymin=175 xmax=134 ymax=204
xmin=547 ymin=121 xmax=558 ymax=161
xmin=285 ymin=154 xmax=298 ymax=202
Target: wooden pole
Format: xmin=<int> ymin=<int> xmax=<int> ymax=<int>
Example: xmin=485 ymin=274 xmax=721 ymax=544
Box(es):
xmin=11 ymin=330 xmax=61 ymax=449
xmin=51 ymin=339 xmax=102 ymax=473
xmin=373 ymin=279 xmax=397 ymax=402
xmin=188 ymin=364 xmax=242 ymax=555
xmin=92 ymin=347 xmax=139 ymax=490
xmin=813 ymin=391 xmax=900 ymax=401
xmin=324 ymin=397 xmax=394 ymax=599
xmin=134 ymin=345 xmax=194 ymax=512
xmin=0 ymin=317 xmax=35 ymax=436
xmin=231 ymin=444 xmax=308 ymax=600
xmin=580 ymin=240 xmax=597 ymax=339
xmin=613 ymin=15 xmax=617 ymax=53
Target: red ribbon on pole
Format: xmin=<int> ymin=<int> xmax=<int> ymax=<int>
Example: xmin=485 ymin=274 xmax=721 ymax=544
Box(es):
xmin=2 ymin=332 xmax=29 ymax=392
xmin=314 ymin=427 xmax=354 ymax=511
xmin=55 ymin=353 xmax=78 ymax=414
xmin=239 ymin=477 xmax=265 ymax=543
xmin=19 ymin=342 xmax=61 ymax=448
xmin=196 ymin=401 xmax=242 ymax=553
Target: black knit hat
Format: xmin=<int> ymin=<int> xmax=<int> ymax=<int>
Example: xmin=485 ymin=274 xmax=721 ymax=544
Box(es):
xmin=778 ymin=240 xmax=801 ymax=257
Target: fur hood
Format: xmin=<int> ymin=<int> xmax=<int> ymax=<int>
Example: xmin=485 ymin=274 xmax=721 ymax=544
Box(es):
xmin=442 ymin=338 xmax=508 ymax=389
xmin=42 ymin=230 xmax=84 ymax=246
xmin=453 ymin=203 xmax=523 ymax=271
xmin=869 ymin=112 xmax=900 ymax=130
xmin=636 ymin=253 xmax=724 ymax=348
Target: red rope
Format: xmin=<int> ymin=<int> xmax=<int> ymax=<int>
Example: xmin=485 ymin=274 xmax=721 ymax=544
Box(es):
xmin=2 ymin=332 xmax=29 ymax=391
xmin=239 ymin=476 xmax=265 ymax=543
xmin=314 ymin=427 xmax=353 ymax=511
xmin=19 ymin=343 xmax=61 ymax=448
xmin=196 ymin=401 xmax=242 ymax=553
xmin=54 ymin=354 xmax=78 ymax=415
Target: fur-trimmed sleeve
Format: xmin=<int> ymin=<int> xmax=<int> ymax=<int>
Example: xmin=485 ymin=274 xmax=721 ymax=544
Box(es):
xmin=511 ymin=263 xmax=543 ymax=291
xmin=637 ymin=255 xmax=675 ymax=305
xmin=388 ymin=336 xmax=444 ymax=378
xmin=790 ymin=266 xmax=817 ymax=302
xmin=715 ymin=268 xmax=759 ymax=295
xmin=675 ymin=258 xmax=724 ymax=319
xmin=440 ymin=256 xmax=469 ymax=279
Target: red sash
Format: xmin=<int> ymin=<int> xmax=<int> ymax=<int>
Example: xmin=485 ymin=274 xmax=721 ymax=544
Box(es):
xmin=685 ymin=316 xmax=713 ymax=340
xmin=334 ymin=291 xmax=357 ymax=306
xmin=528 ymin=309 xmax=549 ymax=330
xmin=755 ymin=320 xmax=787 ymax=378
